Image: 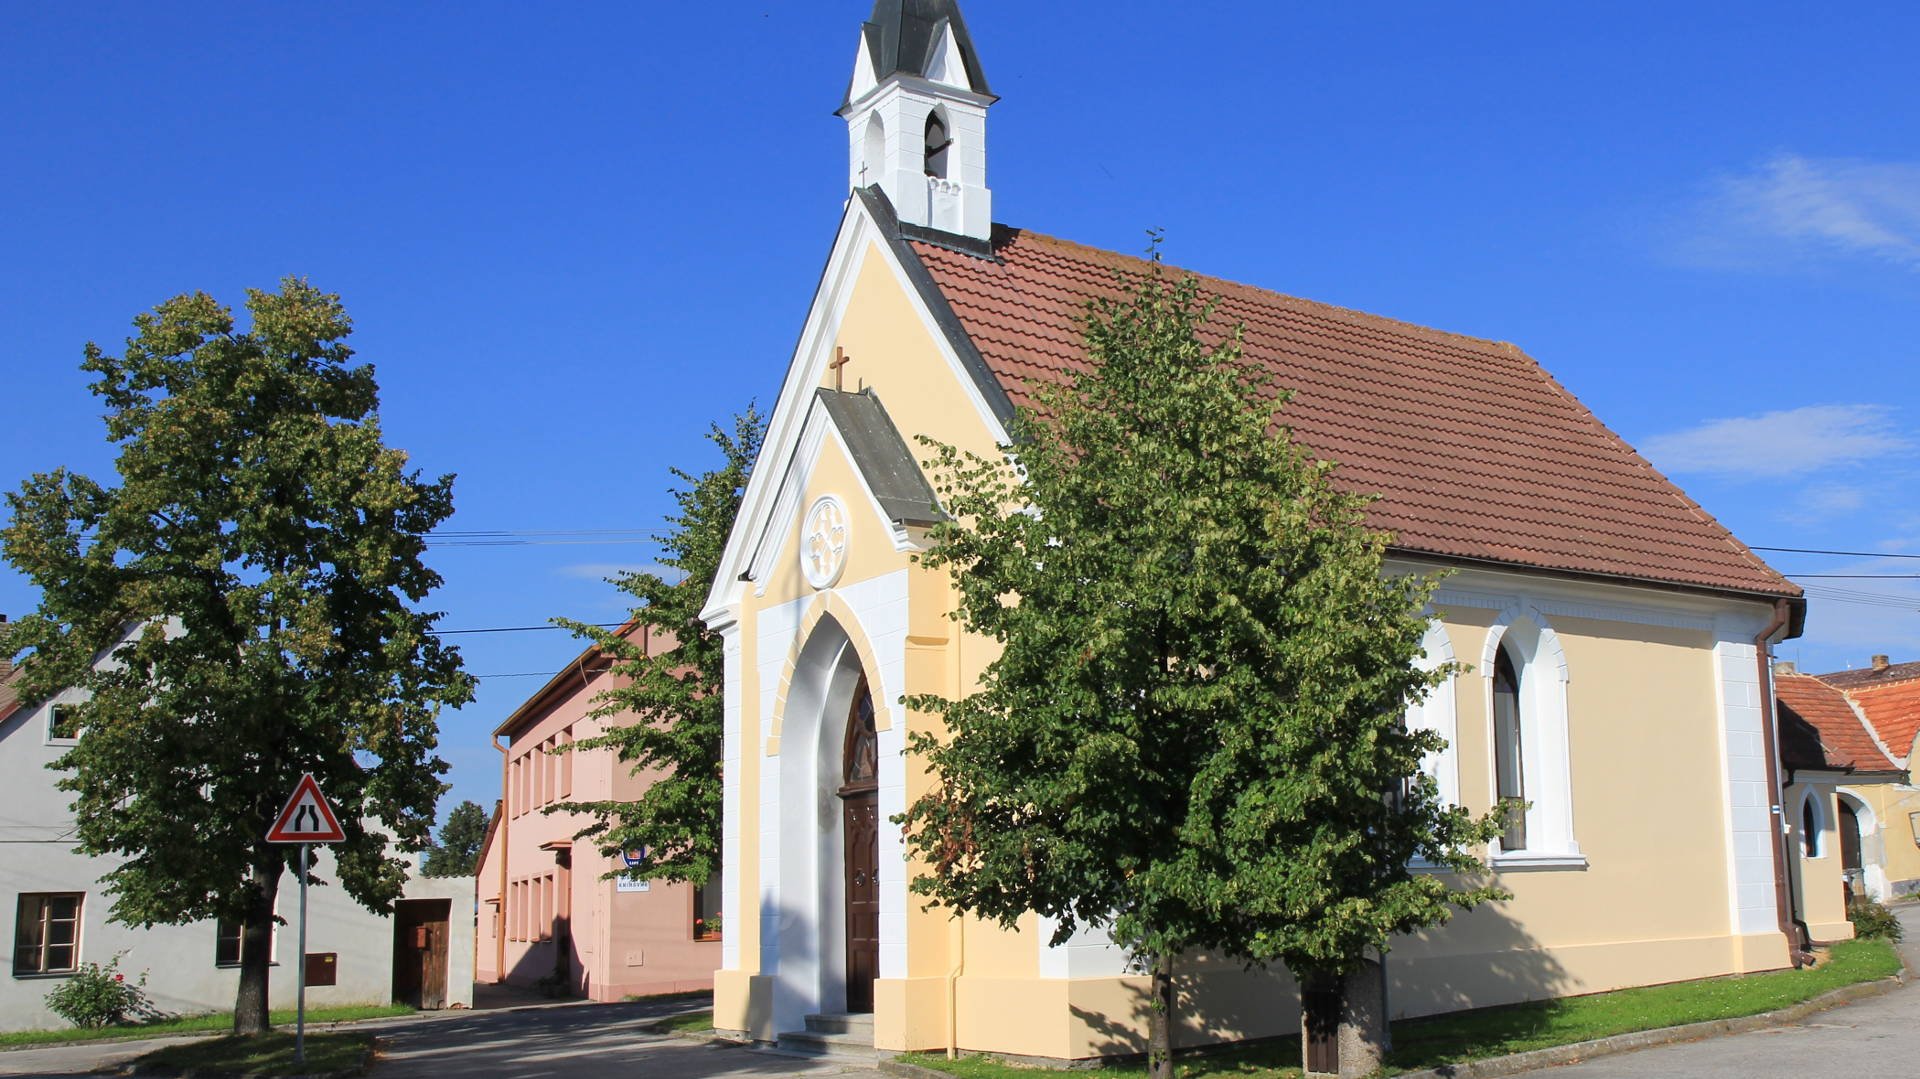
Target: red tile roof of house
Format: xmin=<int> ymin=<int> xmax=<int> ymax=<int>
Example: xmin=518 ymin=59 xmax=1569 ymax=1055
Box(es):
xmin=908 ymin=227 xmax=1800 ymax=601
xmin=0 ymin=668 xmax=19 ymax=724
xmin=1845 ymin=678 xmax=1920 ymax=764
xmin=1815 ymin=659 xmax=1920 ymax=690
xmin=1775 ymin=673 xmax=1900 ymax=773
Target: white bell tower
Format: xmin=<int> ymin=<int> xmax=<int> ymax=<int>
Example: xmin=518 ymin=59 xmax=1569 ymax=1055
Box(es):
xmin=838 ymin=0 xmax=995 ymax=243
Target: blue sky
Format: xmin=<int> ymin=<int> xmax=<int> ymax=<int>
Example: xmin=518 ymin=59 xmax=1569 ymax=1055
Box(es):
xmin=4 ymin=2 xmax=1918 ymax=823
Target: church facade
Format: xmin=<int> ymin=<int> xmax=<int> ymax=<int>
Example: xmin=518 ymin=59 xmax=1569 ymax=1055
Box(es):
xmin=698 ymin=1 xmax=1809 ymax=1060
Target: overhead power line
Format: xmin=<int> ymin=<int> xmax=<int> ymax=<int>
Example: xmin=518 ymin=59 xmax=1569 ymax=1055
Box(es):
xmin=1786 ymin=574 xmax=1920 ymax=580
xmin=1754 ymin=546 xmax=1920 ymax=561
xmin=431 ymin=622 xmax=625 ymax=636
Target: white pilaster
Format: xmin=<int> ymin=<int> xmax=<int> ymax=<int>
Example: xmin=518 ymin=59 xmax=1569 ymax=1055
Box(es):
xmin=1713 ymin=624 xmax=1782 ymax=937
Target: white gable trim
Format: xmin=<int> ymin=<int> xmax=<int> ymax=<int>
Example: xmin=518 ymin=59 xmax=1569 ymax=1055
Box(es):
xmin=702 ymin=195 xmax=1010 ymax=625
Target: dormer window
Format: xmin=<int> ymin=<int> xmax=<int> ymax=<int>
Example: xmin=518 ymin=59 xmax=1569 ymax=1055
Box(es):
xmin=924 ymin=112 xmax=951 ymax=179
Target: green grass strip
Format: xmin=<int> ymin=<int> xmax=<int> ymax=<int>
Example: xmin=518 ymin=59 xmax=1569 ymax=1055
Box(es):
xmin=131 ymin=1031 xmax=373 ymax=1076
xmin=0 ymin=1002 xmax=415 ymax=1049
xmin=907 ymin=938 xmax=1901 ymax=1079
xmin=650 ymin=1008 xmax=716 ymax=1035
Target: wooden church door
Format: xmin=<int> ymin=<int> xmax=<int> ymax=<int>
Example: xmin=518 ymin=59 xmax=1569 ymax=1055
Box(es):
xmin=839 ymin=677 xmax=880 ymax=1013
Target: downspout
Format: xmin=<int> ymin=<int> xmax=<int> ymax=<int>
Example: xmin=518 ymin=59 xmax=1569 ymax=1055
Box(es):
xmin=947 ymin=914 xmax=965 ymax=1059
xmin=1752 ymin=599 xmax=1808 ymax=966
xmin=493 ymin=733 xmax=511 ymax=983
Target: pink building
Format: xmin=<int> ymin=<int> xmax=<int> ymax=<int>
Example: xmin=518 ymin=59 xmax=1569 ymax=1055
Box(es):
xmin=474 ymin=623 xmax=722 ymax=999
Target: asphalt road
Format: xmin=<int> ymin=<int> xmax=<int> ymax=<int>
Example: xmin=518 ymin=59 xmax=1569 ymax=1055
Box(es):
xmin=0 ymin=997 xmax=881 ymax=1079
xmin=368 ymin=1000 xmax=882 ymax=1078
xmin=1544 ymin=904 xmax=1920 ymax=1078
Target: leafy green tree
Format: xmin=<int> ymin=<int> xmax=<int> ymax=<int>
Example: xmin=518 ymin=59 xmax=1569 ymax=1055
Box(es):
xmin=548 ymin=409 xmax=764 ymax=886
xmin=1 ymin=280 xmax=472 ymax=1035
xmin=421 ymin=799 xmax=490 ymax=877
xmin=899 ymin=256 xmax=1507 ymax=1078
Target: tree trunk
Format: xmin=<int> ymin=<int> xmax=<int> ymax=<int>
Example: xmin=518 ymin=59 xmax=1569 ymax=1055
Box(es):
xmin=1335 ymin=958 xmax=1386 ymax=1078
xmin=1146 ymin=952 xmax=1175 ymax=1079
xmin=1300 ymin=972 xmax=1340 ymax=1078
xmin=233 ymin=855 xmax=283 ymax=1035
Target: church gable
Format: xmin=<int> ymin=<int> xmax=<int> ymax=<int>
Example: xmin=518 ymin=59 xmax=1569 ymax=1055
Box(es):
xmin=704 ymin=193 xmax=1008 ymax=623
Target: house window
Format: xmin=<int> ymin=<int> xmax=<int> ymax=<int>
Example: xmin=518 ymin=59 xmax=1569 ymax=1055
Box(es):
xmin=540 ymin=874 xmax=554 ymax=942
xmin=924 ymin=111 xmax=951 ymax=178
xmin=215 ymin=913 xmax=277 ymax=967
xmin=559 ymin=728 xmax=573 ymax=799
xmin=1801 ymin=793 xmax=1822 ymax=859
xmin=13 ymin=893 xmax=82 ymax=976
xmin=1492 ymin=646 xmax=1527 ymax=851
xmin=48 ymin=705 xmax=83 ymax=742
xmin=694 ymin=870 xmax=723 ymax=942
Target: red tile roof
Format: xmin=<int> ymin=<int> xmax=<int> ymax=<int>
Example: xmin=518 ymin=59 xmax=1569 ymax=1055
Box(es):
xmin=1815 ymin=659 xmax=1920 ymax=690
xmin=908 ymin=228 xmax=1799 ymax=600
xmin=0 ymin=662 xmax=20 ymax=724
xmin=1775 ymin=673 xmax=1900 ymax=773
xmin=1846 ymin=678 xmax=1920 ymax=764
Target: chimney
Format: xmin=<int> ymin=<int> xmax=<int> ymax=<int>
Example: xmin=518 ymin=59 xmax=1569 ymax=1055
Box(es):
xmin=1872 ymin=654 xmax=1890 ymax=671
xmin=1772 ymin=660 xmax=1798 ymax=677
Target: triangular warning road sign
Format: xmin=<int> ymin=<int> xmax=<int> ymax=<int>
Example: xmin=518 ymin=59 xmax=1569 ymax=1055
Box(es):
xmin=266 ymin=773 xmax=346 ymax=843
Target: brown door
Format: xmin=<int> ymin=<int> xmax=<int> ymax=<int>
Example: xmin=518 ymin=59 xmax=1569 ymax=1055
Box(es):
xmin=1839 ymin=801 xmax=1864 ymax=903
xmin=392 ymin=899 xmax=452 ymax=1010
xmin=840 ymin=678 xmax=881 ymax=1014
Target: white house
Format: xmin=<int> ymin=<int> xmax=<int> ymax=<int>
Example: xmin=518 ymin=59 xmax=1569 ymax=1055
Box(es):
xmin=0 ymin=655 xmax=474 ymax=1033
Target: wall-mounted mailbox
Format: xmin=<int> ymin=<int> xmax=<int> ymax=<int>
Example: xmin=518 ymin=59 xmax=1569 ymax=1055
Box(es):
xmin=305 ymin=952 xmax=337 ymax=987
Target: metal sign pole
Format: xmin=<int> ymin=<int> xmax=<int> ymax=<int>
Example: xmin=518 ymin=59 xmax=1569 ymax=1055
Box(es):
xmin=296 ymin=842 xmax=309 ymax=1066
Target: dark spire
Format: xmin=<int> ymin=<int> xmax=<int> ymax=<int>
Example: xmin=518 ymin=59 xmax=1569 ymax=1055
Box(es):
xmin=839 ymin=0 xmax=992 ymax=112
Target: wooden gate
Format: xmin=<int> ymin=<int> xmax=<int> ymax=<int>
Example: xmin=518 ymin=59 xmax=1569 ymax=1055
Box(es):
xmin=392 ymin=898 xmax=451 ymax=1010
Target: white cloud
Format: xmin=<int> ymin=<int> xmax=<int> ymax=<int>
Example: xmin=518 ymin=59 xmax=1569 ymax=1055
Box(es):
xmin=1679 ymin=153 xmax=1920 ymax=270
xmin=555 ymin=562 xmax=688 ymax=585
xmin=1801 ymin=485 xmax=1868 ymax=515
xmin=1776 ymin=483 xmax=1870 ymax=526
xmin=1640 ymin=404 xmax=1912 ymax=479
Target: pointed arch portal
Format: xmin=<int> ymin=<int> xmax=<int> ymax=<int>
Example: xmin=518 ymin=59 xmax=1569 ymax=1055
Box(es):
xmin=768 ymin=611 xmax=887 ymax=1030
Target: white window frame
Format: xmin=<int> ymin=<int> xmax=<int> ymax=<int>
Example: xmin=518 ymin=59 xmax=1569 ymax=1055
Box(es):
xmin=1797 ymin=787 xmax=1827 ymax=860
xmin=1483 ymin=609 xmax=1583 ymax=868
xmin=1406 ymin=620 xmax=1460 ymax=807
xmin=45 ymin=703 xmax=83 ymax=747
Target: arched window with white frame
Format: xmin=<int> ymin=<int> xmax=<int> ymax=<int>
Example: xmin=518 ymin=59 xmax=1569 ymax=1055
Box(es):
xmin=1798 ymin=788 xmax=1824 ymax=859
xmin=1403 ymin=620 xmax=1460 ymax=808
xmin=1482 ymin=610 xmax=1581 ymax=866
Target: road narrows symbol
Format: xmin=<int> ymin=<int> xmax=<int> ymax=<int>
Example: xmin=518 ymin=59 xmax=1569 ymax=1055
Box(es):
xmin=266 ymin=774 xmax=346 ymax=844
